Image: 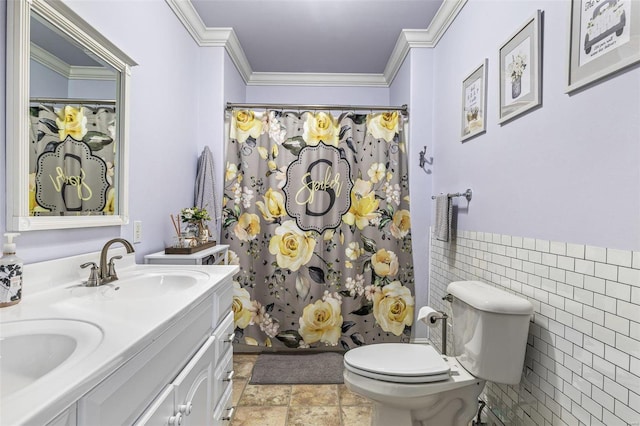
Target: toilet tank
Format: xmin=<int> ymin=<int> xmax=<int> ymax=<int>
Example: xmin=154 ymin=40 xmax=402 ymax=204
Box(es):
xmin=447 ymin=281 xmax=533 ymax=385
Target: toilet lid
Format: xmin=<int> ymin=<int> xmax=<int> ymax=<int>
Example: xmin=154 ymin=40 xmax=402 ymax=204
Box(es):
xmin=344 ymin=343 xmax=451 ymax=383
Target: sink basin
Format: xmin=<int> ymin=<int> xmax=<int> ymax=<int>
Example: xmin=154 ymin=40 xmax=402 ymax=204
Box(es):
xmin=0 ymin=319 xmax=103 ymax=396
xmin=67 ymin=270 xmax=208 ymax=300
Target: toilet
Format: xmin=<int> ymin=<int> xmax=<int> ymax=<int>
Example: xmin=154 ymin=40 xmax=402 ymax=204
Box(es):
xmin=343 ymin=281 xmax=533 ymax=426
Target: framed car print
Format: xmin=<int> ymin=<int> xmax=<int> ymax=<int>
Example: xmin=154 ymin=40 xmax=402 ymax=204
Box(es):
xmin=498 ymin=10 xmax=543 ymax=124
xmin=566 ymin=0 xmax=640 ymax=93
xmin=461 ymin=59 xmax=488 ymax=142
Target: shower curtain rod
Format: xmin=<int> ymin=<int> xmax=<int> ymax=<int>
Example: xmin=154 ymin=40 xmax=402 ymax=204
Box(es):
xmin=30 ymin=97 xmax=116 ymax=105
xmin=226 ymin=102 xmax=408 ymax=115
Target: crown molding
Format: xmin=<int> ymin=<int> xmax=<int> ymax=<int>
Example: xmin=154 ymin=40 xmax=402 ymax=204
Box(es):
xmin=249 ymin=72 xmax=388 ymax=87
xmin=31 ymin=42 xmax=116 ymax=81
xmin=166 ymin=0 xmax=467 ymax=87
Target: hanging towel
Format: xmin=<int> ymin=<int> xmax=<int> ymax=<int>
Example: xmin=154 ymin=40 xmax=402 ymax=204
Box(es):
xmin=435 ymin=194 xmax=452 ymax=242
xmin=194 ymin=146 xmax=220 ymax=241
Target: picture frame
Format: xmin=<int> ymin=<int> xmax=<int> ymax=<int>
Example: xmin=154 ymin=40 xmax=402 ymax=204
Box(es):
xmin=499 ymin=10 xmax=542 ymax=124
xmin=461 ymin=59 xmax=488 ymax=142
xmin=566 ymin=0 xmax=640 ymax=93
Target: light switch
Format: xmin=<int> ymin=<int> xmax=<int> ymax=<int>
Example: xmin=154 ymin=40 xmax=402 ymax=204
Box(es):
xmin=133 ymin=220 xmax=142 ymax=243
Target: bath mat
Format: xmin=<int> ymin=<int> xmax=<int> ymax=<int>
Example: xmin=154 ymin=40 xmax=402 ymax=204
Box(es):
xmin=249 ymin=352 xmax=344 ymax=384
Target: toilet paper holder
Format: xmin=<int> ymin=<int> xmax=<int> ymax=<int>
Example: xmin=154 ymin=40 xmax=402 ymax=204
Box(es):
xmin=429 ymin=309 xmax=449 ymax=356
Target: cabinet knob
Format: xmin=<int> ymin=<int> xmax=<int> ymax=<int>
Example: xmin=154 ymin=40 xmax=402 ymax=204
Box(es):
xmin=178 ymin=402 xmax=193 ymax=416
xmin=168 ymin=412 xmax=182 ymax=426
xmin=223 ymin=370 xmax=235 ymax=382
xmin=221 ymin=406 xmax=235 ymax=421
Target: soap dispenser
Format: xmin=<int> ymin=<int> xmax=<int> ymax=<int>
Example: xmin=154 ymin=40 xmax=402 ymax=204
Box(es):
xmin=0 ymin=233 xmax=23 ymax=307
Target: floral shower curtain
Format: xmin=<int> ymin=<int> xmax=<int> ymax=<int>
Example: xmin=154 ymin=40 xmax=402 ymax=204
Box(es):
xmin=29 ymin=104 xmax=117 ymax=215
xmin=223 ymin=109 xmax=414 ymax=351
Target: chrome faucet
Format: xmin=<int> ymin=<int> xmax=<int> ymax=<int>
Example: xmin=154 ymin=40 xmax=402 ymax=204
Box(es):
xmin=99 ymin=238 xmax=135 ymax=284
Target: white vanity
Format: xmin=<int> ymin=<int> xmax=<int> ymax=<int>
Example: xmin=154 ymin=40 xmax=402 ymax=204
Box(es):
xmin=0 ymin=248 xmax=238 ymax=426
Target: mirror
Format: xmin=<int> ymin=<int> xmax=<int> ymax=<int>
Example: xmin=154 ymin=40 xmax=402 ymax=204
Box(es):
xmin=6 ymin=0 xmax=137 ymax=231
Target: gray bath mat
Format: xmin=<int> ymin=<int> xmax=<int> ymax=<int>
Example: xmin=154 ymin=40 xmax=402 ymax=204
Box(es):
xmin=249 ymin=352 xmax=344 ymax=384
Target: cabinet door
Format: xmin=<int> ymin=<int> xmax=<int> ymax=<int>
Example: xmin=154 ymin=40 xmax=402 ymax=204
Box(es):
xmin=173 ymin=336 xmax=215 ymax=426
xmin=134 ymin=386 xmax=178 ymax=426
xmin=46 ymin=405 xmax=76 ymax=426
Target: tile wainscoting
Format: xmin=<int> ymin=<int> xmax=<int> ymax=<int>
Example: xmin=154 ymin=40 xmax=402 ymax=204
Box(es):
xmin=429 ymin=230 xmax=639 ymax=426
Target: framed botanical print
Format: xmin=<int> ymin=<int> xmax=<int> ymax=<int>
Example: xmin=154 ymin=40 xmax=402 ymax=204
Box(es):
xmin=566 ymin=0 xmax=640 ymax=93
xmin=461 ymin=59 xmax=488 ymax=142
xmin=499 ymin=10 xmax=543 ymax=124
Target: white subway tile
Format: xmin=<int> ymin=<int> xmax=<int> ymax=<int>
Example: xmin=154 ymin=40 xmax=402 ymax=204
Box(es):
xmin=602 ymin=408 xmax=628 ymax=426
xmin=530 ymin=251 xmax=543 ymax=264
xmin=550 ymin=294 xmax=566 ymax=310
xmin=594 ymin=262 xmax=618 ymax=281
xmin=618 ymin=267 xmax=640 ymax=286
xmin=631 ymin=357 xmax=640 ymax=377
xmin=605 ymin=312 xmax=630 ymax=335
xmin=558 ymin=256 xmax=576 ymax=272
xmin=565 ymin=300 xmax=583 ymax=317
xmin=586 ymin=246 xmax=607 ymax=263
xmin=582 ymin=365 xmax=604 ymax=389
xmin=629 ymin=390 xmax=640 ymax=413
xmin=584 ymin=275 xmax=606 ymax=294
xmin=593 ymin=355 xmax=616 ymax=379
xmin=614 ymin=400 xmax=640 ymax=425
xmin=517 ymin=248 xmax=529 ymax=260
xmin=633 ymin=252 xmax=640 ymax=269
xmin=536 ymin=239 xmax=551 ymax=253
xmin=584 ymin=335 xmax=605 ymax=358
xmin=583 ymin=305 xmax=605 ymax=326
xmin=573 ymin=345 xmax=593 ymax=366
xmin=606 ymin=281 xmax=631 ymax=301
xmin=573 ymin=316 xmax=592 ymax=335
xmin=574 ymin=288 xmax=594 ymax=306
xmin=564 ymin=355 xmax=583 ymax=375
xmin=631 ymin=321 xmax=640 ymax=341
xmin=581 ymin=394 xmax=603 ymax=420
xmin=549 ymin=267 xmax=566 ymax=284
xmin=571 ymin=400 xmax=591 ymax=424
xmin=604 ymin=376 xmax=629 ymax=404
xmin=592 ymin=324 xmax=616 ymax=346
xmin=540 ymin=303 xmax=556 ymax=320
xmin=616 ymin=333 xmax=640 ymax=358
xmin=567 ymin=243 xmax=585 ymax=259
xmin=523 ymin=237 xmax=536 ymax=250
xmin=557 ymin=282 xmax=574 ymax=298
xmin=550 ymin=241 xmax=566 ymax=256
xmin=511 ymin=236 xmax=523 ymax=248
xmin=618 ymin=300 xmax=640 ymax=322
xmin=555 ymin=335 xmax=573 ymax=355
xmin=557 ymin=310 xmax=573 ymax=327
xmin=543 ymin=253 xmax=558 ymax=267
xmin=561 ymin=407 xmax=580 ymax=426
xmin=541 ymin=278 xmax=557 ymax=294
xmin=575 ymin=259 xmax=595 ymax=276
xmin=592 ymin=386 xmax=615 ymax=413
xmin=565 ymin=328 xmax=583 ymax=346
xmin=593 ymin=293 xmax=616 ymax=314
xmin=556 ymin=363 xmax=573 ymax=383
xmin=632 ymin=287 xmax=640 ymax=305
xmin=606 ymin=346 xmax=630 ymax=370
xmin=607 ymin=249 xmax=632 ymax=268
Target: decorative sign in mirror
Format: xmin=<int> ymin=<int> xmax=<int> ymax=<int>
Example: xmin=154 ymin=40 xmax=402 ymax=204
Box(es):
xmin=6 ymin=0 xmax=136 ymax=230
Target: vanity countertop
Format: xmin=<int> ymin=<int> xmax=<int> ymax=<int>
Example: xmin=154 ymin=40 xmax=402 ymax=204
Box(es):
xmin=0 ymin=249 xmax=238 ymax=426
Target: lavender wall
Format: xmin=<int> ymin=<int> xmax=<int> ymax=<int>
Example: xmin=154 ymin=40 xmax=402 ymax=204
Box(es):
xmin=246 ymin=84 xmax=389 ymax=105
xmin=30 ymin=60 xmax=68 ymax=98
xmin=1 ymin=0 xmax=202 ymax=263
xmin=431 ymin=0 xmax=640 ymax=252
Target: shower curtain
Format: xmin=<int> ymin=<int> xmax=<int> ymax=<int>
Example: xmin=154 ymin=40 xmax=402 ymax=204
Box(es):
xmin=222 ymin=109 xmax=414 ymax=351
xmin=29 ymin=104 xmax=117 ymax=215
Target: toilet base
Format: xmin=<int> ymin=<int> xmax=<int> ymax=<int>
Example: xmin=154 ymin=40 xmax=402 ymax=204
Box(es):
xmin=370 ymin=382 xmax=484 ymax=426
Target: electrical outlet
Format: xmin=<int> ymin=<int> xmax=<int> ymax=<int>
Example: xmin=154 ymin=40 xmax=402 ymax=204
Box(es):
xmin=133 ymin=221 xmax=142 ymax=244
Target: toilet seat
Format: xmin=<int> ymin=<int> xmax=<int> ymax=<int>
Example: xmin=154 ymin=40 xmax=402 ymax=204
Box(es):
xmin=343 ymin=343 xmax=451 ymax=383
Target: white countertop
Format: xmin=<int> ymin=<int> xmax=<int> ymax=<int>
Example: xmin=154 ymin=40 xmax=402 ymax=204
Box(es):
xmin=0 ymin=249 xmax=238 ymax=425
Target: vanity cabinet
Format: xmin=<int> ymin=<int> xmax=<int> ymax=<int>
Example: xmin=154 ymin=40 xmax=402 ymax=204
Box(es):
xmin=76 ymin=276 xmax=235 ymax=425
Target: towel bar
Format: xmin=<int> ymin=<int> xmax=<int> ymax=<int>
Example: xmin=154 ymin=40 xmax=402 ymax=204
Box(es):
xmin=431 ymin=188 xmax=472 ymax=202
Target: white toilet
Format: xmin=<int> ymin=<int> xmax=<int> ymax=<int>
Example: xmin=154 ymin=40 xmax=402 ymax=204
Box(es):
xmin=343 ymin=280 xmax=533 ymax=426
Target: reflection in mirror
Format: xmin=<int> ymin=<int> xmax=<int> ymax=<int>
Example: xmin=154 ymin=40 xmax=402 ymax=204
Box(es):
xmin=6 ymin=0 xmax=136 ymax=231
xmin=29 ymin=12 xmax=119 ymax=217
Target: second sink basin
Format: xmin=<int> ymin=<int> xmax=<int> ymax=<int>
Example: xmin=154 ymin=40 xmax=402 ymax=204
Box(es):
xmin=67 ymin=270 xmax=208 ymax=300
xmin=0 ymin=319 xmax=103 ymax=396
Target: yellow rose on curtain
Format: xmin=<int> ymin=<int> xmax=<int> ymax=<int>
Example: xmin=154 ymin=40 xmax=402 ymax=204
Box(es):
xmin=231 ymin=110 xmax=264 ymax=143
xmin=233 ymin=282 xmax=255 ymax=329
xmin=371 ymin=248 xmax=399 ymax=277
xmin=373 ymin=281 xmax=414 ymax=336
xmin=367 ymin=112 xmax=399 ymax=142
xmin=390 ymin=209 xmax=411 ymax=238
xmin=103 ymin=187 xmax=115 ymax=214
xmin=234 ymin=212 xmax=261 ymax=241
xmin=56 ymin=106 xmax=87 ymax=141
xmin=226 ymin=162 xmax=238 ymax=182
xmin=298 ymin=296 xmax=343 ymax=345
xmin=342 ymin=179 xmax=379 ymax=230
xmin=268 ymin=220 xmax=316 ymax=271
xmin=302 ymin=112 xmax=339 ymax=147
xmin=256 ymin=188 xmax=286 ymax=222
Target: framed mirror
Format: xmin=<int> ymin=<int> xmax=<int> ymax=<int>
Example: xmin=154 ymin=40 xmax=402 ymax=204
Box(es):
xmin=6 ymin=0 xmax=136 ymax=231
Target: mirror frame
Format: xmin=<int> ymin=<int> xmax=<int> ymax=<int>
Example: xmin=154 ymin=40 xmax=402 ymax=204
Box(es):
xmin=6 ymin=0 xmax=137 ymax=231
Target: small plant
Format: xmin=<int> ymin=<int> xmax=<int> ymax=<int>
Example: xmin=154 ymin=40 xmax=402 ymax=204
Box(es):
xmin=180 ymin=206 xmax=211 ymax=223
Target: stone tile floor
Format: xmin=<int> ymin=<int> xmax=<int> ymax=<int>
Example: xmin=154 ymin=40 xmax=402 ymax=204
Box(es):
xmin=231 ymin=354 xmax=373 ymax=426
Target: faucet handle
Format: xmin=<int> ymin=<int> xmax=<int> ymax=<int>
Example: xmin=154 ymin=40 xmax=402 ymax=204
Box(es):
xmin=107 ymin=255 xmax=123 ymax=278
xmin=81 ymin=262 xmax=101 ymax=287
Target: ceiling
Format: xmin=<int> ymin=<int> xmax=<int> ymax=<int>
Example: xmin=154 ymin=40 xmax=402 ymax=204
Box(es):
xmin=190 ymin=0 xmax=444 ymax=74
xmin=168 ymin=0 xmax=466 ymax=86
